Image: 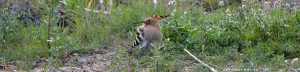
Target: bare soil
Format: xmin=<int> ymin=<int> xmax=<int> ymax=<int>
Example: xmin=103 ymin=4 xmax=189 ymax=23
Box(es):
xmin=35 ymin=47 xmax=115 ymax=72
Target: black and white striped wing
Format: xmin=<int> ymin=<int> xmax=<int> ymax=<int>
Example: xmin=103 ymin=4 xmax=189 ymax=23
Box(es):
xmin=132 ymin=27 xmax=144 ymax=48
xmin=127 ymin=27 xmax=144 ymax=53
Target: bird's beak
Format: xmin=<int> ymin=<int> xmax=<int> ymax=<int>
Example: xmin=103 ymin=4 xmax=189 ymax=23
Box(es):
xmin=132 ymin=21 xmax=144 ymax=24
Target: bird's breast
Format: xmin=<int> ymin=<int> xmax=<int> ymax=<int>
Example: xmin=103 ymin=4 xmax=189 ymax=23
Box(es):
xmin=143 ymin=26 xmax=162 ymax=43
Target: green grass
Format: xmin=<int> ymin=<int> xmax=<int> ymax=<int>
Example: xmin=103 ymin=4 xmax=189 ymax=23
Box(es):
xmin=0 ymin=0 xmax=299 ymax=71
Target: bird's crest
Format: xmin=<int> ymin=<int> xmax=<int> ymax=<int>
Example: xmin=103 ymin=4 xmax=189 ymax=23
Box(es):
xmin=132 ymin=15 xmax=169 ymax=24
xmin=149 ymin=15 xmax=169 ymax=20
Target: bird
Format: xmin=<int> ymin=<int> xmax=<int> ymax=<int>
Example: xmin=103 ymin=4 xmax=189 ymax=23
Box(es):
xmin=127 ymin=15 xmax=169 ymax=53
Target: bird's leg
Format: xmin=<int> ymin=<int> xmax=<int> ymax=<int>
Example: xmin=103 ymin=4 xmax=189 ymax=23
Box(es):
xmin=141 ymin=42 xmax=153 ymax=52
xmin=150 ymin=43 xmax=155 ymax=49
xmin=141 ymin=42 xmax=148 ymax=49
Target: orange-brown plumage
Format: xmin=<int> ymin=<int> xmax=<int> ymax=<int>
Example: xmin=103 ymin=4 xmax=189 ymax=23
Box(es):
xmin=128 ymin=15 xmax=169 ymax=53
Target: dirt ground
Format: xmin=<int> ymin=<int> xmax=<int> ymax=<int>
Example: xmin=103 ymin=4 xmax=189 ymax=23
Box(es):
xmin=0 ymin=46 xmax=116 ymax=72
xmin=37 ymin=47 xmax=115 ymax=72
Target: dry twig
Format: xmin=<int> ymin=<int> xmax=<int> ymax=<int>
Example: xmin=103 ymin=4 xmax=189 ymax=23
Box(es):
xmin=183 ymin=49 xmax=218 ymax=72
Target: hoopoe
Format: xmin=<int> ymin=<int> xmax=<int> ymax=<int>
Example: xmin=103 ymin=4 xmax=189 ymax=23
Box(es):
xmin=127 ymin=15 xmax=169 ymax=53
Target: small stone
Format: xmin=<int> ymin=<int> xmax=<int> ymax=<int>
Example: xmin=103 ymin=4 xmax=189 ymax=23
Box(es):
xmin=73 ymin=53 xmax=79 ymax=56
xmin=291 ymin=58 xmax=299 ymax=65
xmin=296 ymin=68 xmax=300 ymax=71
